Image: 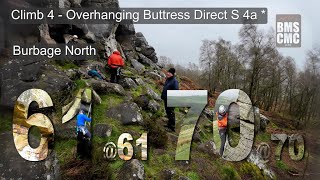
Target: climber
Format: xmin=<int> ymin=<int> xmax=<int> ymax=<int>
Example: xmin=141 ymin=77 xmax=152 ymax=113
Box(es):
xmin=161 ymin=68 xmax=179 ymax=132
xmin=76 ymin=110 xmax=92 ymax=139
xmin=107 ymin=49 xmax=124 ymax=83
xmin=88 ymin=69 xmax=105 ymax=80
xmin=217 ymin=105 xmax=228 ymax=156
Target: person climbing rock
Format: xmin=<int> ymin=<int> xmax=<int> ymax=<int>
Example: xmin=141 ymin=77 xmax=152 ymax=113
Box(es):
xmin=107 ymin=49 xmax=124 ymax=83
xmin=161 ymin=68 xmax=179 ymax=132
xmin=217 ymin=105 xmax=228 ymax=156
xmin=76 ymin=110 xmax=92 ymax=139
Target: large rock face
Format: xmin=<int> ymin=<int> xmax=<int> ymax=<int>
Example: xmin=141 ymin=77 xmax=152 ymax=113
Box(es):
xmin=0 ymin=0 xmax=119 ymax=47
xmin=0 ymin=0 xmax=123 ymax=110
xmin=0 ymin=59 xmax=74 ymax=109
xmin=0 ymin=132 xmax=59 ymax=179
xmin=135 ymin=32 xmax=158 ymax=63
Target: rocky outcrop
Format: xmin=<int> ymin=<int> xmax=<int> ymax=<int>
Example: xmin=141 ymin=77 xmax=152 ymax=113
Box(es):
xmin=159 ymin=169 xmax=175 ymax=180
xmin=196 ymin=141 xmax=218 ymax=156
xmin=0 ymin=59 xmax=74 ymax=109
xmin=106 ymin=101 xmax=143 ymax=125
xmin=88 ymin=79 xmax=126 ymax=96
xmin=130 ymin=59 xmax=145 ymax=74
xmin=39 ymin=24 xmax=57 ymax=44
xmin=134 ymin=78 xmax=146 ymax=86
xmin=259 ymin=114 xmax=270 ymax=131
xmin=145 ymin=71 xmax=162 ymax=80
xmin=1 ymin=0 xmax=119 ymax=48
xmin=201 ymin=108 xmax=214 ymax=120
xmin=146 ymin=86 xmax=161 ymax=101
xmin=117 ymin=159 xmax=144 ymax=180
xmin=134 ymin=95 xmax=150 ymax=109
xmin=0 ymin=132 xmax=59 ymax=179
xmin=119 ymin=78 xmax=138 ymax=89
xmin=94 ymin=124 xmax=112 ymax=138
xmin=148 ymin=100 xmax=160 ymax=112
xmin=138 ymin=54 xmax=159 ymax=69
xmin=247 ymin=148 xmax=275 ymax=179
xmin=135 ymin=32 xmax=158 ymax=63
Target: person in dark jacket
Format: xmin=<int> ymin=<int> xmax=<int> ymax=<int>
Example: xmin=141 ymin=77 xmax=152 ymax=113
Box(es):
xmin=107 ymin=50 xmax=124 ymax=83
xmin=161 ymin=68 xmax=179 ymax=132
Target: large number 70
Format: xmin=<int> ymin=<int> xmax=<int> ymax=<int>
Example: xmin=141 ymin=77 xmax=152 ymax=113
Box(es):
xmin=168 ymin=89 xmax=255 ymax=161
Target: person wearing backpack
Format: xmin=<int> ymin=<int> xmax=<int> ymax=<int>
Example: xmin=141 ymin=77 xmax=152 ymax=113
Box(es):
xmin=107 ymin=49 xmax=124 ymax=83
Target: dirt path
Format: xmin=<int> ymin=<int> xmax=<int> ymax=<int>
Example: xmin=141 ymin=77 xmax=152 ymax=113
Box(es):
xmin=304 ymin=125 xmax=320 ymax=179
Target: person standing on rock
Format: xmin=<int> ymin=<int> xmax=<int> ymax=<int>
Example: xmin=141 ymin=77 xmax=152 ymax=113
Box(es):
xmin=161 ymin=68 xmax=179 ymax=132
xmin=107 ymin=49 xmax=124 ymax=83
xmin=217 ymin=105 xmax=228 ymax=156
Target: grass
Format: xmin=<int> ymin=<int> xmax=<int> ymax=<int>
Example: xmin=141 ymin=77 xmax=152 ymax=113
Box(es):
xmin=0 ymin=114 xmax=11 ymax=133
xmin=54 ymin=61 xmax=79 ymax=70
xmin=109 ymin=161 xmax=125 ymax=179
xmin=268 ymin=120 xmax=278 ymax=129
xmin=55 ymin=139 xmax=77 ymax=166
xmin=159 ymin=154 xmax=174 ymax=165
xmin=122 ymin=70 xmax=135 ymax=78
xmin=276 ymin=160 xmax=288 ymax=171
xmin=54 ymin=74 xmax=283 ymax=180
xmin=220 ymin=164 xmax=241 ymax=180
xmin=90 ymin=92 xmax=147 ymax=171
xmin=131 ymin=86 xmax=143 ymax=98
xmin=74 ymin=79 xmax=87 ymax=89
xmin=91 ymin=94 xmax=125 ymax=163
xmin=255 ymin=131 xmax=271 ymax=143
xmin=240 ymin=162 xmax=266 ymax=180
xmin=228 ymin=128 xmax=240 ymax=147
xmin=186 ymin=171 xmax=200 ymax=180
xmin=92 ymin=94 xmax=123 ymax=124
xmin=143 ymin=152 xmax=175 ymax=179
xmin=147 ymin=83 xmax=161 ymax=95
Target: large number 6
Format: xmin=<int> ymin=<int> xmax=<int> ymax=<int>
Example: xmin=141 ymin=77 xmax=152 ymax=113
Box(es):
xmin=13 ymin=89 xmax=54 ymax=161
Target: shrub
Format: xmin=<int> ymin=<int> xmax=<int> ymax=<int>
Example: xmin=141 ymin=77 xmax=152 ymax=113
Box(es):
xmin=221 ymin=165 xmax=240 ymax=180
xmin=240 ymin=162 xmax=265 ymax=180
xmin=143 ymin=118 xmax=168 ymax=149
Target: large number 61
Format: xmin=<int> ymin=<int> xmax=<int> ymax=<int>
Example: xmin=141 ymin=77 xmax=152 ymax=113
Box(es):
xmin=168 ymin=89 xmax=255 ymax=161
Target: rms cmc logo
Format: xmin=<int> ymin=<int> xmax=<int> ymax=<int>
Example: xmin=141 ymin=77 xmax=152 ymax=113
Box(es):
xmin=276 ymin=14 xmax=301 ymax=47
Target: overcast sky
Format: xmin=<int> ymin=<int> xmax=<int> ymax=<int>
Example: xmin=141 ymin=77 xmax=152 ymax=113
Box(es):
xmin=120 ymin=0 xmax=319 ymax=70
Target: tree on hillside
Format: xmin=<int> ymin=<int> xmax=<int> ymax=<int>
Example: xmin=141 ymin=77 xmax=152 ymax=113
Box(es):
xmin=199 ymin=39 xmax=216 ymax=92
xmin=238 ymin=24 xmax=277 ymax=103
xmin=159 ymin=56 xmax=174 ymax=69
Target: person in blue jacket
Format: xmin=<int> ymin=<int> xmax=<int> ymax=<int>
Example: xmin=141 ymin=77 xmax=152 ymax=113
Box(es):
xmin=76 ymin=110 xmax=92 ymax=138
xmin=88 ymin=69 xmax=105 ymax=80
xmin=161 ymin=68 xmax=179 ymax=132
